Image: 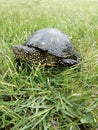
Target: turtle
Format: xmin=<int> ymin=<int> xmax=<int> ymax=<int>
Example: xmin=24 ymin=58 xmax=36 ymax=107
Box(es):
xmin=13 ymin=28 xmax=80 ymax=67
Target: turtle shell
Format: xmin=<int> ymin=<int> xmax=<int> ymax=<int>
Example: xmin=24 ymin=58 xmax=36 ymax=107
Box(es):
xmin=25 ymin=28 xmax=75 ymax=58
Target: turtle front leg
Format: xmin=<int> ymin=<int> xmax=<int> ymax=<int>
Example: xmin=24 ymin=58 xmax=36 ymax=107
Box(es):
xmin=61 ymin=58 xmax=78 ymax=66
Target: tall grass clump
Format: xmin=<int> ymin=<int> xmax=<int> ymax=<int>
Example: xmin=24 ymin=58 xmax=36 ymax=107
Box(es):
xmin=0 ymin=0 xmax=98 ymax=129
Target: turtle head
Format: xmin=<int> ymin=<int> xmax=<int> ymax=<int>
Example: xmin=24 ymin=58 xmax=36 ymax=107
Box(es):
xmin=60 ymin=52 xmax=81 ymax=66
xmin=73 ymin=52 xmax=81 ymax=61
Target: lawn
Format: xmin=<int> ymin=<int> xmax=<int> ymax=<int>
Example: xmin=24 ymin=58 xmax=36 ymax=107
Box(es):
xmin=0 ymin=0 xmax=98 ymax=129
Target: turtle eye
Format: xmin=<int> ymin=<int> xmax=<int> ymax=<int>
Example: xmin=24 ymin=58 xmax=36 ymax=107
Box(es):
xmin=73 ymin=53 xmax=81 ymax=60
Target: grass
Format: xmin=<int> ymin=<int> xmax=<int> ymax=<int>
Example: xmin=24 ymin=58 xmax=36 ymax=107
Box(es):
xmin=0 ymin=0 xmax=98 ymax=129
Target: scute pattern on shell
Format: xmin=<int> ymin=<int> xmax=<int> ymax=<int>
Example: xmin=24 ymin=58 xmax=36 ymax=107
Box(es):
xmin=25 ymin=28 xmax=74 ymax=57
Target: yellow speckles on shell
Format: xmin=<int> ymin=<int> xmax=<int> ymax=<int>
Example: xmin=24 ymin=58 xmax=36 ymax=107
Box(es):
xmin=15 ymin=47 xmax=58 ymax=66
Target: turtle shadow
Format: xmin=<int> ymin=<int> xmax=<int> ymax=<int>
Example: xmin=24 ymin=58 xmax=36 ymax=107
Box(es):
xmin=15 ymin=58 xmax=81 ymax=75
